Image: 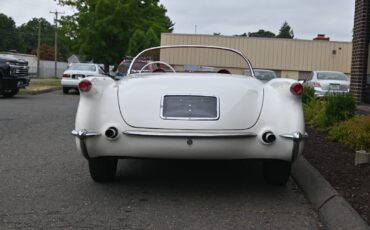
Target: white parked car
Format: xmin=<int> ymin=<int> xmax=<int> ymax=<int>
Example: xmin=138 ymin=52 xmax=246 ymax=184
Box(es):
xmin=72 ymin=45 xmax=306 ymax=185
xmin=304 ymin=71 xmax=350 ymax=97
xmin=61 ymin=63 xmax=105 ymax=94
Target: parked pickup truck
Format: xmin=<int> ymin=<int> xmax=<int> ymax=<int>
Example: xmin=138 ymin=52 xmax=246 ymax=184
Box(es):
xmin=0 ymin=56 xmax=30 ymax=97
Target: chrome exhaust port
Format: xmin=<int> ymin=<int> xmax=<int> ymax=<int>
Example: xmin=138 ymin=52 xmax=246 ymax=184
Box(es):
xmin=105 ymin=127 xmax=118 ymax=139
xmin=262 ymin=131 xmax=276 ymax=144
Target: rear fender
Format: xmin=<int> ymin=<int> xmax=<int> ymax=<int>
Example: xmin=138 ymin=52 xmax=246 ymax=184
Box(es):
xmin=258 ymin=78 xmax=304 ymax=134
xmin=75 ymin=76 xmax=123 ymax=133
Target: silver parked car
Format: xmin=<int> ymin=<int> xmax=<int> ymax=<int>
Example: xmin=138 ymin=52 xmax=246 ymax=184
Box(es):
xmin=304 ymin=71 xmax=350 ymax=97
xmin=61 ymin=63 xmax=105 ymax=94
xmin=254 ymin=69 xmax=277 ymax=82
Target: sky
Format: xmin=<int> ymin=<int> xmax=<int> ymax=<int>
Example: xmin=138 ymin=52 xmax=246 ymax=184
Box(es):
xmin=0 ymin=0 xmax=355 ymax=42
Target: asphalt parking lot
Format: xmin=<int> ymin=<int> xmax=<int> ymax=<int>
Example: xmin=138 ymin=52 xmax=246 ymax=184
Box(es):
xmin=0 ymin=91 xmax=321 ymax=229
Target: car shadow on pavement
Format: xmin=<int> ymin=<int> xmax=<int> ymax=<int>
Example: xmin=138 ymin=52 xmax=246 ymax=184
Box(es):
xmin=113 ymin=159 xmax=282 ymax=190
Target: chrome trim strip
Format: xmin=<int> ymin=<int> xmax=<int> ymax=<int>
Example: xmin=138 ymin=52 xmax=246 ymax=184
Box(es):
xmin=71 ymin=129 xmax=101 ymax=160
xmin=280 ymin=132 xmax=308 ymax=162
xmin=123 ymin=130 xmax=257 ymax=137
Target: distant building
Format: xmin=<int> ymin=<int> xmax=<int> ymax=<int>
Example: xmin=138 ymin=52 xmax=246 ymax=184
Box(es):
xmin=313 ymin=34 xmax=330 ymax=41
xmin=161 ymin=33 xmax=352 ymax=81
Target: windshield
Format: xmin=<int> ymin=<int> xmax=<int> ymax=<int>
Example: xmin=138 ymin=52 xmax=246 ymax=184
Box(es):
xmin=68 ymin=64 xmax=96 ymax=71
xmin=128 ymin=46 xmax=254 ymax=76
xmin=254 ymin=70 xmax=276 ymax=81
xmin=317 ymin=72 xmax=348 ymax=81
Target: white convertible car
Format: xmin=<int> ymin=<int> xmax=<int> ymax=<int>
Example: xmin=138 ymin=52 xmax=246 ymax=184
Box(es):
xmin=72 ymin=45 xmax=306 ymax=185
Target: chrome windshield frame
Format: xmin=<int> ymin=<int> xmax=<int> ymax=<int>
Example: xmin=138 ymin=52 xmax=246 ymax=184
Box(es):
xmin=127 ymin=45 xmax=255 ymax=77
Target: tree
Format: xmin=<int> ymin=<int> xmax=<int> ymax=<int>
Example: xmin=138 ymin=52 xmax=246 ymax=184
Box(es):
xmin=144 ymin=27 xmax=160 ymax=49
xmin=126 ymin=29 xmax=146 ymax=56
xmin=57 ymin=0 xmax=174 ymax=70
xmin=30 ymin=44 xmax=62 ymax=61
xmin=0 ymin=13 xmax=19 ymax=52
xmin=17 ymin=18 xmax=55 ymax=53
xmin=234 ymin=33 xmax=247 ymax=37
xmin=277 ymin=21 xmax=294 ymax=39
xmin=126 ymin=27 xmax=160 ymax=56
xmin=248 ymin=29 xmax=275 ymax=38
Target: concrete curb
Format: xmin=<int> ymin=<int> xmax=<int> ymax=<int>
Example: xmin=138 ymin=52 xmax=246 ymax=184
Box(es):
xmin=292 ymin=156 xmax=370 ymax=230
xmin=22 ymin=86 xmax=61 ymax=95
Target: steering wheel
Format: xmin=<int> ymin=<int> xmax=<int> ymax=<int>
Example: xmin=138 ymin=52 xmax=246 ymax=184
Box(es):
xmin=139 ymin=61 xmax=176 ymax=73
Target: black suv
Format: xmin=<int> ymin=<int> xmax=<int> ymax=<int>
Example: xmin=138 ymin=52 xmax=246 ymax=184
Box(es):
xmin=0 ymin=56 xmax=30 ymax=97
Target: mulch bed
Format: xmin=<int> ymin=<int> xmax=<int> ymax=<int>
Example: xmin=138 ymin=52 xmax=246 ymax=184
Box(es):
xmin=303 ymin=127 xmax=370 ymax=225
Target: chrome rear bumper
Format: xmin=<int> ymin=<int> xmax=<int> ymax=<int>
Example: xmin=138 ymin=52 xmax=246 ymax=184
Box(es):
xmin=72 ymin=129 xmax=307 ymax=161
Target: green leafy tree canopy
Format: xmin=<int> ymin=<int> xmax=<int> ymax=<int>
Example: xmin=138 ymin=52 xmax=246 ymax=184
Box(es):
xmin=57 ymin=0 xmax=174 ymax=70
xmin=248 ymin=29 xmax=276 ymax=38
xmin=0 ymin=13 xmax=19 ymax=52
xmin=277 ymin=21 xmax=294 ymax=39
xmin=17 ymin=18 xmax=55 ymax=53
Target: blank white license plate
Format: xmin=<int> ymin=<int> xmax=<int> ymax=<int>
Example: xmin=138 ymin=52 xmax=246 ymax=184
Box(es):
xmin=161 ymin=95 xmax=219 ymax=120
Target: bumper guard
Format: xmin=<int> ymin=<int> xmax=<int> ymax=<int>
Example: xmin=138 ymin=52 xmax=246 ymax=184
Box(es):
xmin=280 ymin=132 xmax=308 ymax=162
xmin=71 ymin=129 xmax=101 ymax=159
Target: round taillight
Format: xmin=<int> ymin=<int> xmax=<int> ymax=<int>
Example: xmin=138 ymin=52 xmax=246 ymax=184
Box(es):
xmin=79 ymin=79 xmax=92 ymax=92
xmin=290 ymin=83 xmax=303 ymax=96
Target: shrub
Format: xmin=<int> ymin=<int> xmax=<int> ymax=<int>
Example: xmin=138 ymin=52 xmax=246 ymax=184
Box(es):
xmin=321 ymin=93 xmax=356 ymax=128
xmin=328 ymin=116 xmax=370 ymax=151
xmin=303 ymin=97 xmax=325 ymax=127
xmin=302 ymin=86 xmax=315 ymax=104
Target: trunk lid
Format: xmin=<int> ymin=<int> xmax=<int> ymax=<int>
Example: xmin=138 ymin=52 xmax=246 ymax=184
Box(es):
xmin=118 ymin=73 xmax=264 ymax=130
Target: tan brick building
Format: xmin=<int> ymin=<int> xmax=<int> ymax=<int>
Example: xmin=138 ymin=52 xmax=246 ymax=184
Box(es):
xmin=161 ymin=33 xmax=352 ymax=80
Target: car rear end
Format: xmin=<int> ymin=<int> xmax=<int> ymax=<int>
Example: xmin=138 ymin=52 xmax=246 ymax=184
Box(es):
xmin=73 ymin=74 xmax=305 ymax=185
xmin=312 ymin=71 xmax=350 ymax=97
xmin=71 ymin=45 xmax=306 ymax=184
xmin=61 ymin=71 xmax=88 ymax=88
xmin=73 ymin=74 xmax=304 ymax=161
xmin=61 ymin=64 xmax=98 ymax=93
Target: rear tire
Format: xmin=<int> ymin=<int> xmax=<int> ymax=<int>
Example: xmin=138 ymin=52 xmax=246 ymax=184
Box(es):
xmin=62 ymin=87 xmax=69 ymax=94
xmin=263 ymin=160 xmax=291 ymax=186
xmin=88 ymin=158 xmax=118 ymax=182
xmin=2 ymin=88 xmax=19 ymax=98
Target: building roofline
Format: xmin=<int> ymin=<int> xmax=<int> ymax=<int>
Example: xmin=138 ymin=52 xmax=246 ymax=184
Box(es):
xmin=161 ymin=33 xmax=352 ymax=44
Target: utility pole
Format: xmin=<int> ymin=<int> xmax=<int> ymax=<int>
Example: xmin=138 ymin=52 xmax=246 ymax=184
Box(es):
xmin=50 ymin=10 xmax=64 ymax=78
xmin=37 ymin=19 xmax=41 ymax=78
